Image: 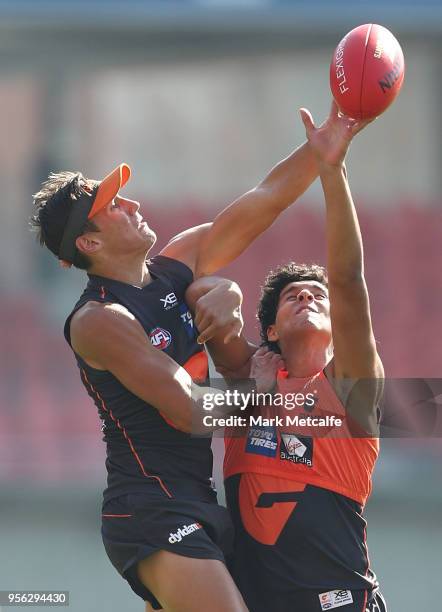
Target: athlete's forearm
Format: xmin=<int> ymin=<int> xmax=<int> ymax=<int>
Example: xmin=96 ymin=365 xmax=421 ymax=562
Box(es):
xmin=258 ymin=140 xmax=318 ymax=210
xmin=195 ymin=142 xmax=317 ymax=276
xmin=320 ymin=163 xmax=364 ymax=284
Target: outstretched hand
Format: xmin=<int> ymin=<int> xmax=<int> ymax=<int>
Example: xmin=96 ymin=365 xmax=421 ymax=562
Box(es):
xmin=300 ymin=101 xmax=374 ymax=167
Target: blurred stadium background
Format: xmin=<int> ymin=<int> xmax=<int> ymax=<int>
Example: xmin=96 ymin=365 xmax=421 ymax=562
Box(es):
xmin=1 ymin=1 xmax=441 ymax=610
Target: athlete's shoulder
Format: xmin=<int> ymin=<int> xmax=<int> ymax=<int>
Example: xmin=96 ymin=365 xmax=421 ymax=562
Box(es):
xmin=70 ymin=301 xmax=144 ymax=370
xmin=72 ymin=300 xmax=136 ymax=333
xmin=64 ymin=276 xmax=115 ymax=345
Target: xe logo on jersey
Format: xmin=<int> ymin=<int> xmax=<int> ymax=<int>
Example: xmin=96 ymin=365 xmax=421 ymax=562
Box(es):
xmin=280 ymin=433 xmax=313 ymax=467
xmin=318 ymin=589 xmax=354 ymax=610
xmin=160 ymin=292 xmax=178 ymax=310
xmin=149 ymin=327 xmax=172 ymax=350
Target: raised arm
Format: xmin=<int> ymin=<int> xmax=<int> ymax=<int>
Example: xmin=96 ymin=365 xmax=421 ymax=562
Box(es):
xmin=300 ymin=102 xmax=383 ymax=383
xmin=161 ymin=105 xmax=374 ymax=278
xmin=160 ymin=137 xmax=317 ymax=277
xmin=193 ymin=139 xmax=317 ymax=277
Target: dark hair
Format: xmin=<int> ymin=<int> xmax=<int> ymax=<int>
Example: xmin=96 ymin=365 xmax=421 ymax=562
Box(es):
xmin=257 ymin=262 xmax=328 ymax=351
xmin=30 ymin=171 xmax=99 ymax=270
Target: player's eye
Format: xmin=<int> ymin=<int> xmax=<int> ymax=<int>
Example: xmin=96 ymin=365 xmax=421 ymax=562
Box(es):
xmin=110 ymin=200 xmax=120 ymax=210
xmin=315 ymin=294 xmax=326 ymax=299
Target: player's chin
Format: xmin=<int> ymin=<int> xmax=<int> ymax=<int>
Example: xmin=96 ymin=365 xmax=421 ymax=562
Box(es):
xmin=293 ymin=312 xmax=321 ymax=326
xmin=139 ymin=224 xmax=157 ymax=245
xmin=301 ymin=321 xmax=323 ymax=331
xmin=147 ymin=229 xmax=157 ymax=247
xmin=296 ymin=319 xmax=328 ymax=334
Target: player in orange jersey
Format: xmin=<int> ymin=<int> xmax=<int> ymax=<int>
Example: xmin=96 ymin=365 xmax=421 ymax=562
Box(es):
xmin=200 ymin=103 xmax=387 ymax=611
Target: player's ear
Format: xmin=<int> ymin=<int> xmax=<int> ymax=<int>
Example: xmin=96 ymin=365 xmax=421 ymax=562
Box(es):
xmin=266 ymin=325 xmax=279 ymax=343
xmin=76 ymin=233 xmax=103 ymax=256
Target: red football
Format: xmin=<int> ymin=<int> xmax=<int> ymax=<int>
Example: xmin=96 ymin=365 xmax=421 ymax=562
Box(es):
xmin=330 ymin=24 xmax=405 ymax=119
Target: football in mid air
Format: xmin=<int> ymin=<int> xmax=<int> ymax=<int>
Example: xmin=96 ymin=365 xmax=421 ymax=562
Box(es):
xmin=330 ymin=24 xmax=405 ymax=119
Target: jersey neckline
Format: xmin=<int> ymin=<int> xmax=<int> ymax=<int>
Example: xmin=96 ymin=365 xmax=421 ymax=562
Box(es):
xmin=87 ymin=258 xmax=162 ymax=292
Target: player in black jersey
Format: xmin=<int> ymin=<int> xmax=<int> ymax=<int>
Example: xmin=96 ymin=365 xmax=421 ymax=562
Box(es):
xmin=31 ymin=105 xmax=360 ymax=611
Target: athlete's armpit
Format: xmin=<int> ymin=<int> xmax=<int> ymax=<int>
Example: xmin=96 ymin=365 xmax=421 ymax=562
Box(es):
xmin=159 ymin=223 xmax=212 ymax=274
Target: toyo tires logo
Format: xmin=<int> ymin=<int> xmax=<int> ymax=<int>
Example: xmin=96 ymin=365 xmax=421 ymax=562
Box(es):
xmin=149 ymin=327 xmax=172 ymax=350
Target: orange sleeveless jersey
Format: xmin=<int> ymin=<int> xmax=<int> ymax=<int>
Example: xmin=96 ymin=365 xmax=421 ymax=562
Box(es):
xmin=224 ymin=369 xmax=379 ymax=506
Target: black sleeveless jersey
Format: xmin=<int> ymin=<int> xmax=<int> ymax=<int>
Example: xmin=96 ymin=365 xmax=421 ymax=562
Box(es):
xmin=64 ymin=255 xmax=212 ymax=503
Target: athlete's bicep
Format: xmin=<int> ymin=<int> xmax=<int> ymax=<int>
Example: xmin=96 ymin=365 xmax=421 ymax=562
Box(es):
xmin=70 ymin=303 xmax=195 ymax=431
xmin=159 ymin=223 xmax=212 ymax=274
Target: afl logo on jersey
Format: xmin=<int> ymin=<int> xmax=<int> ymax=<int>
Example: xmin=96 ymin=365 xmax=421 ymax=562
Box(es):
xmin=149 ymin=327 xmax=172 ymax=350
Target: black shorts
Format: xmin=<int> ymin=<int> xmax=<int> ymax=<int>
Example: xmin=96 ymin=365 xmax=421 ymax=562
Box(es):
xmin=225 ymin=473 xmax=386 ymax=612
xmin=102 ymin=486 xmax=234 ymax=610
xmin=226 ymin=587 xmax=387 ymax=612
